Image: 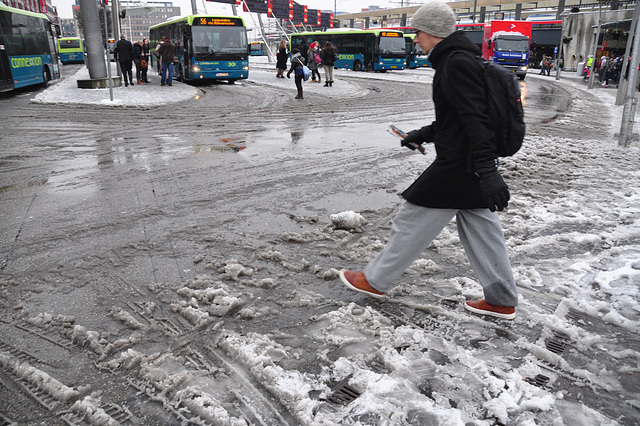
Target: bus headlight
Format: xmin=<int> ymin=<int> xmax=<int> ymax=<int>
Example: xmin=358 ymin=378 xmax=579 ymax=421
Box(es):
xmin=243 ymin=66 xmax=249 ymax=70
xmin=520 ymin=66 xmax=527 ymax=72
xmin=192 ymin=66 xmax=200 ymax=72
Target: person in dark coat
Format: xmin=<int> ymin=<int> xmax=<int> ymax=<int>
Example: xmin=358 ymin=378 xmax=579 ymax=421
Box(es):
xmin=156 ymin=38 xmax=176 ymax=86
xmin=298 ymin=36 xmax=309 ymax=65
xmin=286 ymin=48 xmax=305 ymax=99
xmin=320 ymin=41 xmax=338 ymax=87
xmin=276 ymin=40 xmax=288 ymax=78
xmin=114 ymin=35 xmax=134 ymax=87
xmin=133 ymin=41 xmax=143 ymax=84
xmin=141 ymin=39 xmax=150 ymax=83
xmin=339 ymin=1 xmax=518 ymax=320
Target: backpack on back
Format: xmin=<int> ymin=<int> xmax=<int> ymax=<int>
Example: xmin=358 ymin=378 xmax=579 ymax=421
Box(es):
xmin=446 ymin=51 xmax=525 ymax=157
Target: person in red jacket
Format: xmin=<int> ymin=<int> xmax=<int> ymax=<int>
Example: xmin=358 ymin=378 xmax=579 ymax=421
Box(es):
xmin=339 ymin=0 xmax=518 ymax=320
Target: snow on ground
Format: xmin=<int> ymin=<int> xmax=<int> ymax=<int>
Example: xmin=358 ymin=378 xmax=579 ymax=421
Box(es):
xmin=21 ymin=56 xmax=640 ymax=425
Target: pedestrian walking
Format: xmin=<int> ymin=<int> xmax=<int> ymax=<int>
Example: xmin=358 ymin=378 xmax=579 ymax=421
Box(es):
xmin=141 ymin=39 xmax=150 ymax=83
xmin=598 ymin=56 xmax=608 ymax=84
xmin=133 ymin=40 xmax=143 ymax=84
xmin=114 ymin=35 xmax=134 ymax=87
xmin=156 ymin=38 xmax=176 ymax=86
xmin=320 ymin=41 xmax=338 ymax=87
xmin=308 ymin=41 xmax=321 ymax=83
xmin=286 ymin=48 xmax=306 ymax=99
xmin=276 ymin=40 xmax=288 ymax=78
xmin=339 ymin=0 xmax=518 ymax=320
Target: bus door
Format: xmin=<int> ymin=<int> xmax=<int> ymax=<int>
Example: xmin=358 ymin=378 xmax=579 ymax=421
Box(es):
xmin=183 ymin=27 xmax=192 ymax=80
xmin=0 ymin=44 xmax=13 ymax=91
xmin=46 ymin=29 xmax=60 ymax=79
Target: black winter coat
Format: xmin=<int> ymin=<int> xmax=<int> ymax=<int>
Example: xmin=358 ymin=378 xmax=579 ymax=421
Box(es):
xmin=276 ymin=47 xmax=288 ymax=70
xmin=115 ymin=39 xmax=134 ymax=62
xmin=320 ymin=47 xmax=337 ymax=66
xmin=401 ymin=31 xmax=498 ymax=209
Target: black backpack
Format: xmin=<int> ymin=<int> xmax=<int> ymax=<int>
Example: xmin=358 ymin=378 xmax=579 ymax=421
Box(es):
xmin=446 ymin=51 xmax=525 ymax=157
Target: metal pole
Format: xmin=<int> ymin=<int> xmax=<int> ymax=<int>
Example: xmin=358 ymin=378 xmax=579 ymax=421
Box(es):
xmin=79 ymin=0 xmax=107 ymax=79
xmin=103 ymin=1 xmax=113 ymax=101
xmin=616 ymin=2 xmax=640 ymax=105
xmin=112 ymin=0 xmax=121 ymax=77
xmin=556 ymin=12 xmax=569 ymax=80
xmin=619 ymin=8 xmax=640 ymax=147
xmin=190 ymin=0 xmax=197 ymax=15
xmin=588 ymin=0 xmax=603 ymax=89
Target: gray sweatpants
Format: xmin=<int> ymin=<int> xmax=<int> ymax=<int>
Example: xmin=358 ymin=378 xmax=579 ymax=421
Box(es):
xmin=364 ymin=202 xmax=518 ymax=307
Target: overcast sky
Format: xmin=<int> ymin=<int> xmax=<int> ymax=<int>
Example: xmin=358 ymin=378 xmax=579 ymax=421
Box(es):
xmin=53 ymin=0 xmax=413 ymax=19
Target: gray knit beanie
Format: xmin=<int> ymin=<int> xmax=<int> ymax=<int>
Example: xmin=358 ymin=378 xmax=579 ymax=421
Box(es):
xmin=411 ymin=1 xmax=456 ymax=38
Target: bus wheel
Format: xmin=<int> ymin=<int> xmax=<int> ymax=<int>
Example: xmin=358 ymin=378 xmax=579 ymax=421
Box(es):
xmin=228 ymin=79 xmax=237 ymax=84
xmin=42 ymin=67 xmax=51 ymax=86
xmin=353 ymin=60 xmax=363 ymax=71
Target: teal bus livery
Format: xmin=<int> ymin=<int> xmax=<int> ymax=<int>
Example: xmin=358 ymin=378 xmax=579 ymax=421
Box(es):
xmin=0 ymin=3 xmax=60 ymax=92
xmin=150 ymin=15 xmax=249 ymax=83
xmin=291 ymin=29 xmax=406 ymax=72
xmin=404 ymin=34 xmax=430 ymax=69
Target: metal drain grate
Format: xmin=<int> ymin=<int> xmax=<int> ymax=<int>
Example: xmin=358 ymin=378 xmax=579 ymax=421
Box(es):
xmin=545 ymin=331 xmax=569 ymax=355
xmin=526 ymin=374 xmax=550 ymax=388
xmin=565 ymin=308 xmax=583 ymax=322
xmin=326 ymin=376 xmax=361 ymax=405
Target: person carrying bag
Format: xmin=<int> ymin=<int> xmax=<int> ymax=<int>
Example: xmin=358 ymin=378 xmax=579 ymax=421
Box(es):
xmin=286 ymin=48 xmax=308 ymax=99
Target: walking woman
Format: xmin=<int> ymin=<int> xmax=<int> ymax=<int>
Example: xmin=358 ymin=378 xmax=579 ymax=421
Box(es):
xmin=320 ymin=41 xmax=338 ymax=87
xmin=286 ymin=48 xmax=305 ymax=99
xmin=276 ymin=40 xmax=288 ymax=78
xmin=141 ymin=39 xmax=150 ymax=83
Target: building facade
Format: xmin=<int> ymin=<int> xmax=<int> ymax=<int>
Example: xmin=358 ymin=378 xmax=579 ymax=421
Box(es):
xmin=119 ymin=1 xmax=181 ymax=42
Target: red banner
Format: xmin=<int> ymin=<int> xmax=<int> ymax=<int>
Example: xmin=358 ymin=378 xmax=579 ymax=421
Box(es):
xmin=303 ymin=5 xmax=308 ymax=23
xmin=330 ymin=13 xmax=334 ymax=28
xmin=267 ymin=0 xmax=273 ymax=17
xmin=317 ymin=9 xmax=321 ymax=26
xmin=288 ymin=0 xmax=293 ymax=20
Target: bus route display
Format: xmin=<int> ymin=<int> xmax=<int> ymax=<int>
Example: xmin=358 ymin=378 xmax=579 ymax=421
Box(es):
xmin=194 ymin=17 xmax=243 ymax=26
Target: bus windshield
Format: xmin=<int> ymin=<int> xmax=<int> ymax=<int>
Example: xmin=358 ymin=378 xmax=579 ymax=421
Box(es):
xmin=192 ymin=26 xmax=247 ymax=59
xmin=378 ymin=35 xmax=406 ymax=55
xmin=495 ymin=38 xmax=529 ymax=53
xmin=60 ymin=39 xmax=81 ymax=49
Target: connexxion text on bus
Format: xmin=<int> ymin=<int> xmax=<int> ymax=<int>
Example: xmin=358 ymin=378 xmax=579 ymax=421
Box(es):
xmin=291 ymin=29 xmax=406 ymax=71
xmin=482 ymin=20 xmax=532 ymax=80
xmin=58 ymin=37 xmax=85 ymax=64
xmin=149 ymin=15 xmax=249 ymax=83
xmin=0 ymin=2 xmax=60 ymax=92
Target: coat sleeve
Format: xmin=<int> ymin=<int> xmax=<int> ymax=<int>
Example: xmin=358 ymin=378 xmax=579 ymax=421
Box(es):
xmin=442 ymin=53 xmax=497 ymax=168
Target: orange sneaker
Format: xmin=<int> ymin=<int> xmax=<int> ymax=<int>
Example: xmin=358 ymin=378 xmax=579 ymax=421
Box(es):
xmin=464 ymin=299 xmax=515 ymax=320
xmin=339 ymin=270 xmax=385 ymax=298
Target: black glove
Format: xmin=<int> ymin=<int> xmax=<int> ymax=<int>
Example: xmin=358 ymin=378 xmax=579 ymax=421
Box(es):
xmin=401 ymin=130 xmax=426 ymax=154
xmin=401 ymin=129 xmax=423 ymax=150
xmin=287 ymin=72 xmax=291 ymax=78
xmin=476 ymin=160 xmax=510 ymax=212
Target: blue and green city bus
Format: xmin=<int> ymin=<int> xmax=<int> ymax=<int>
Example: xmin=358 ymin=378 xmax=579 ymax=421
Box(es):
xmin=291 ymin=29 xmax=406 ymax=71
xmin=57 ymin=36 xmax=84 ymax=64
xmin=0 ymin=3 xmax=60 ymax=92
xmin=249 ymin=41 xmax=264 ymax=56
xmin=404 ymin=34 xmax=430 ymax=69
xmin=150 ymin=15 xmax=249 ymax=83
